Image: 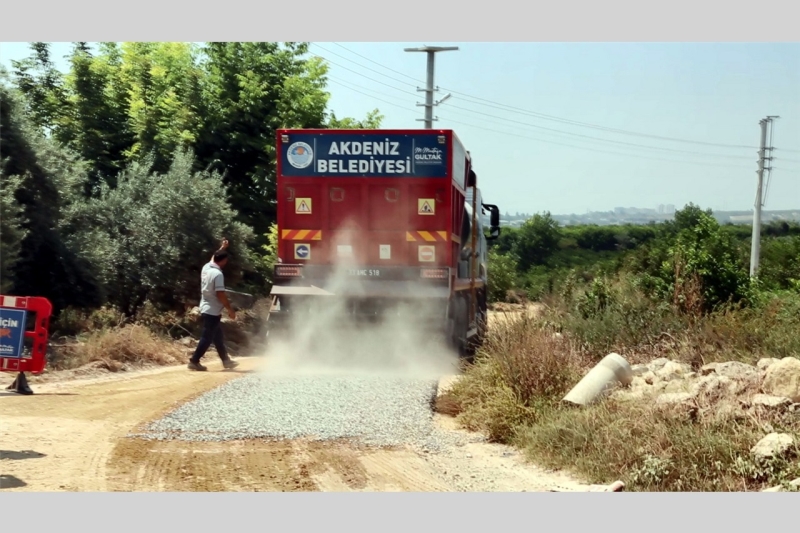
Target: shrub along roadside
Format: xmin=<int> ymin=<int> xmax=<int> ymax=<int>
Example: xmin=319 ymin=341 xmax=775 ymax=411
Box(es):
xmin=444 ymin=308 xmax=800 ymax=492
xmin=44 ymin=298 xmax=270 ymax=373
xmin=537 ymin=270 xmax=800 ymax=367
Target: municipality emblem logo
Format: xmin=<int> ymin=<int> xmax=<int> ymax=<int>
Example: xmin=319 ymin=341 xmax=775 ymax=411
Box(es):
xmin=287 ymin=142 xmax=313 ymax=169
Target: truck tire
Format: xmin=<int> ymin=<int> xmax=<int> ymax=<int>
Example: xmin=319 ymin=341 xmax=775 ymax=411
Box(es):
xmin=470 ymin=290 xmax=488 ymax=354
xmin=447 ymin=295 xmax=471 ymax=362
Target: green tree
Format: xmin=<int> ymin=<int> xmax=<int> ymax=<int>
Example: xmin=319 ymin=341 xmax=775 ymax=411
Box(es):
xmin=260 ymin=222 xmax=280 ymax=289
xmin=0 ymin=173 xmax=28 ymax=293
xmin=60 ymin=150 xmax=256 ymax=317
xmin=491 ymin=226 xmax=519 ymax=255
xmin=575 ymin=225 xmax=619 ymax=252
xmin=668 ymin=203 xmax=713 ymax=235
xmin=640 ymin=205 xmax=751 ymax=313
xmin=9 ymin=42 xmax=68 ymax=136
xmin=61 ymin=42 xmax=135 ymax=193
xmin=196 ymin=42 xmax=331 ymax=238
xmin=758 ymin=235 xmax=800 ymax=291
xmin=512 ymin=212 xmax=562 ymax=271
xmin=0 ymin=77 xmax=102 ymax=311
xmin=327 ymin=109 xmax=383 ymax=129
xmin=487 ymin=249 xmax=517 ymax=303
xmin=115 ymin=42 xmax=206 ymax=173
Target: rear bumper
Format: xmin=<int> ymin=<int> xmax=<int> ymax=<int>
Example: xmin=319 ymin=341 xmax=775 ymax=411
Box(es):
xmin=270 ymin=281 xmax=450 ymax=299
xmin=267 ymin=265 xmax=452 ymax=331
xmin=271 ymin=264 xmax=451 ymax=297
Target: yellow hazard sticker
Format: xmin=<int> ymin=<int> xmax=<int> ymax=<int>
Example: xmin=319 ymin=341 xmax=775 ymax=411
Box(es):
xmin=295 ymin=198 xmax=312 ymax=214
xmin=418 ymin=198 xmax=435 ymax=215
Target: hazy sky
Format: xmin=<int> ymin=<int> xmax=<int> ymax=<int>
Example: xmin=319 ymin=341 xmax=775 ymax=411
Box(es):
xmin=2 ymin=41 xmax=798 ymax=216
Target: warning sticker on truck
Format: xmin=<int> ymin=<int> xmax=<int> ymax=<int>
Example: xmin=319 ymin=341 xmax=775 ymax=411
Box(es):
xmin=418 ymin=199 xmax=435 ymax=215
xmin=295 ymin=198 xmax=312 ymax=214
xmin=418 ymin=245 xmax=435 ymax=262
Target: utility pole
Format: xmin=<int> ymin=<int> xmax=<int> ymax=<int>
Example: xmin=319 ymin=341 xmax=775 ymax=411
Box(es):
xmin=404 ymin=45 xmax=458 ymax=128
xmin=750 ymin=115 xmax=779 ymax=278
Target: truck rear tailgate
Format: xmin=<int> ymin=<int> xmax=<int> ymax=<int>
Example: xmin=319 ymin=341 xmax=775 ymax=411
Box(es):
xmin=277 ymin=130 xmax=461 ymax=270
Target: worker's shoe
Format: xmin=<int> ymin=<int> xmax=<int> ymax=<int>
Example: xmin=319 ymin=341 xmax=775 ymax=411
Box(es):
xmin=223 ymin=360 xmax=239 ymax=370
xmin=188 ymin=361 xmax=207 ymax=371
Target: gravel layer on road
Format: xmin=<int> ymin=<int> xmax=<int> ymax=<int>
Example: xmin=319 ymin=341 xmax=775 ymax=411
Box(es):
xmin=129 ymin=373 xmax=472 ymax=449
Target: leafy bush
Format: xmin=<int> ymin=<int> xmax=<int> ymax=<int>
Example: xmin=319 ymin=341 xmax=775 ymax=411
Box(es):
xmin=60 ymin=150 xmax=256 ymax=316
xmin=487 ymin=249 xmax=517 ymax=303
xmin=512 ymin=212 xmax=562 ymax=271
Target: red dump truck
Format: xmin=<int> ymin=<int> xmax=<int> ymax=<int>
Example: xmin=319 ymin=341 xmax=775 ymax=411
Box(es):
xmin=266 ymin=128 xmax=501 ymax=359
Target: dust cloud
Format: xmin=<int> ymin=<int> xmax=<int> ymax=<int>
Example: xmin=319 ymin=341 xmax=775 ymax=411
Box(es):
xmin=261 ymin=240 xmax=461 ymax=381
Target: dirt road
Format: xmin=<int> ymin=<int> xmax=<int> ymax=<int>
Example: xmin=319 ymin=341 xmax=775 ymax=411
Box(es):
xmin=1 ymin=313 xmax=600 ymax=493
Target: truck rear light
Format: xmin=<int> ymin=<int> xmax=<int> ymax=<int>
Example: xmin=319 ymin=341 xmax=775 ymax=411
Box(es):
xmin=421 ymin=268 xmax=448 ymax=279
xmin=275 ymin=265 xmax=303 ymax=278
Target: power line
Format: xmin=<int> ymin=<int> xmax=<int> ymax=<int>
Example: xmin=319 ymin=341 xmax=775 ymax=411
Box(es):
xmin=437 ymin=115 xmax=755 ymax=170
xmin=440 ymin=88 xmax=762 ymax=151
xmin=309 ymin=53 xmax=419 ymax=98
xmin=773 ymin=167 xmax=800 ymax=174
xmin=312 ymin=53 xmax=753 ymax=160
xmin=326 ymin=77 xmax=417 ymax=113
xmin=317 ymin=46 xmax=800 ymax=168
xmin=449 ymin=91 xmax=798 ymax=156
xmin=442 ymin=102 xmax=757 ymax=160
xmin=328 ymin=42 xmax=770 ymax=152
xmin=331 ymin=43 xmax=423 ymax=84
xmin=321 ymin=69 xmax=760 ymax=162
xmin=312 ymin=43 xmax=419 ymax=89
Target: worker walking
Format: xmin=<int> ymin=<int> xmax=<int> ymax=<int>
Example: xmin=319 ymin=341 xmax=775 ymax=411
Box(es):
xmin=188 ymin=239 xmax=239 ymax=371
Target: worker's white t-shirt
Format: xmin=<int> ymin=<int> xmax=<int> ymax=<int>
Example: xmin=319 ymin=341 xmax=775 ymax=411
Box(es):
xmin=199 ymin=262 xmax=225 ymax=316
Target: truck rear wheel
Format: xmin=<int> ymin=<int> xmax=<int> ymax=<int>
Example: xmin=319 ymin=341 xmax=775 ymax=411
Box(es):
xmin=466 ymin=290 xmax=488 ymax=358
xmin=447 ymin=295 xmax=472 ymax=363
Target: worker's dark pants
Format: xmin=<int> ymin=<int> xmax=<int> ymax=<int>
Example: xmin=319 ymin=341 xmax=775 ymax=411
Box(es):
xmin=190 ymin=313 xmax=230 ymax=363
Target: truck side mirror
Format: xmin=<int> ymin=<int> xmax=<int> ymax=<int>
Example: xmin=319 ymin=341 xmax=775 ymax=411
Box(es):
xmin=482 ymin=203 xmax=501 ymax=241
xmin=486 ymin=227 xmax=501 ymax=241
xmin=460 ymin=246 xmax=473 ymax=261
xmin=483 ymin=203 xmax=500 ymax=228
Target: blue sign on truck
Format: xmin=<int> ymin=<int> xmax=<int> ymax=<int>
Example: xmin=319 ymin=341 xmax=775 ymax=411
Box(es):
xmin=0 ymin=308 xmax=27 ymax=358
xmin=280 ymin=132 xmax=449 ymax=178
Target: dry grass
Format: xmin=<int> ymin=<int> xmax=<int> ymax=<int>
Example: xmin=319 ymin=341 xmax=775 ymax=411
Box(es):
xmin=516 ymin=399 xmax=800 ymax=492
xmin=448 ymin=310 xmax=800 ymax=492
xmin=449 ymin=315 xmax=589 ymax=442
xmin=434 ymin=393 xmax=462 ymax=417
xmin=538 ymin=273 xmax=800 ymax=369
xmin=44 ymin=297 xmax=273 ymax=372
xmin=48 ymin=324 xmax=187 ymax=372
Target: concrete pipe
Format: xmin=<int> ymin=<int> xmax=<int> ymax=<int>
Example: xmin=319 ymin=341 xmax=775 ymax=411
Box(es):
xmin=562 ymin=353 xmax=633 ymax=407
